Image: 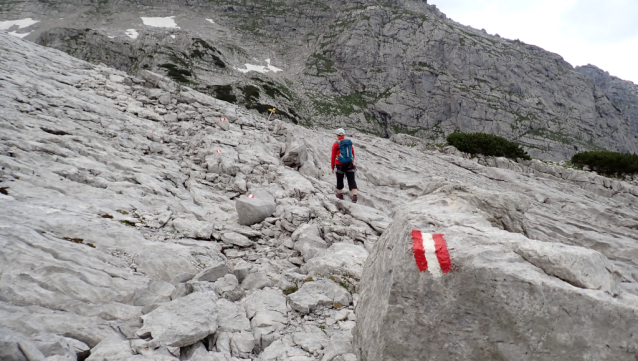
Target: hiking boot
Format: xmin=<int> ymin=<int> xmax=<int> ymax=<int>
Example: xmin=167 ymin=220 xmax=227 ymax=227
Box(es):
xmin=336 ymin=193 xmax=344 ymax=200
xmin=352 ymin=195 xmax=358 ymax=203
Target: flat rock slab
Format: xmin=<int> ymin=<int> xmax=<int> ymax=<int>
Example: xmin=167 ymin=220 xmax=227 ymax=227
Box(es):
xmin=221 ymin=232 xmax=254 ymax=247
xmin=137 ymin=292 xmax=219 ymax=347
xmin=302 ymin=243 xmax=369 ymax=280
xmin=288 ymin=279 xmax=352 ymax=314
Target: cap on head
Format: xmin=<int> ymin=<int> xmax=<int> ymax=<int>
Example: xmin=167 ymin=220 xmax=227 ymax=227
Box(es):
xmin=335 ymin=128 xmax=346 ymax=136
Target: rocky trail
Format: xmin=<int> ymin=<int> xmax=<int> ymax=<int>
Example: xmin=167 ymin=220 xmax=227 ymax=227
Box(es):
xmin=1 ymin=31 xmax=638 ymax=360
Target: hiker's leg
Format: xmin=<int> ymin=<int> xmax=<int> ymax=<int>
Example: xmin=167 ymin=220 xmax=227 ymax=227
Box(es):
xmin=346 ymin=171 xmax=357 ymax=194
xmin=336 ymin=168 xmax=345 ymax=192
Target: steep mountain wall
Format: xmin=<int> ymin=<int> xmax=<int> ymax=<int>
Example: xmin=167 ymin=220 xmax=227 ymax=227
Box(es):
xmin=2 ymin=1 xmax=637 ymax=159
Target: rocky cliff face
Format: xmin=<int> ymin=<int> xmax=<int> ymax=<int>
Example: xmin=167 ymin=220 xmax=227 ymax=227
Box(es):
xmin=1 ymin=0 xmax=638 ymax=160
xmin=2 ymin=30 xmax=638 ymax=360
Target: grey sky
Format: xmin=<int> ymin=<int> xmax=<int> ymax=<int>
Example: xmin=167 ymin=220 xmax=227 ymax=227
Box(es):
xmin=432 ymin=0 xmax=638 ymax=83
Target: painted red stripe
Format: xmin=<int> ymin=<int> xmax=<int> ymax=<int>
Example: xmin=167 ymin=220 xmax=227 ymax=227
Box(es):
xmin=411 ymin=230 xmax=428 ymax=272
xmin=432 ymin=234 xmax=452 ymax=274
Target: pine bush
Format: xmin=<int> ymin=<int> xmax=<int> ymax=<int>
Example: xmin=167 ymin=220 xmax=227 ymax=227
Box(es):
xmin=571 ymin=151 xmax=638 ymax=176
xmin=446 ymin=132 xmax=531 ymax=160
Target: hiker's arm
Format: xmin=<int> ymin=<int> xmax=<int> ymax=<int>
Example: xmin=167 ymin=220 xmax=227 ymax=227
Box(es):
xmin=330 ymin=143 xmax=337 ymax=170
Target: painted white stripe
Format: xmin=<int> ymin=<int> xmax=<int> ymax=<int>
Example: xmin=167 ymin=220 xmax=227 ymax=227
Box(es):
xmin=421 ymin=232 xmax=443 ymax=278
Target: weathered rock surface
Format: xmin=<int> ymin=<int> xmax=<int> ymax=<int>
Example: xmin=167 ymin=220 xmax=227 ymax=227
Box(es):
xmin=354 ymin=188 xmax=638 ymax=361
xmin=1 ymin=29 xmax=637 ymax=361
xmin=288 ymin=280 xmax=352 ymax=314
xmin=302 ymin=243 xmax=369 ymax=280
xmin=236 ymin=196 xmax=277 ymax=226
xmin=137 ymin=292 xmax=219 ymax=347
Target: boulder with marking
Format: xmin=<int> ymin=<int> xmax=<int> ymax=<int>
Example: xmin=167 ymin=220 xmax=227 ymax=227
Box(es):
xmin=236 ymin=194 xmax=276 ymax=226
xmin=354 ymin=190 xmax=638 ymax=361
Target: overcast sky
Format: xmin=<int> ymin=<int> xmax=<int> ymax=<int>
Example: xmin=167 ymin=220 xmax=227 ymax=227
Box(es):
xmin=432 ymin=0 xmax=638 ymax=84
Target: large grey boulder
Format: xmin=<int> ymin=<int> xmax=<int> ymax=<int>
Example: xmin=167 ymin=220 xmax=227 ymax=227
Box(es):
xmin=136 ymin=292 xmax=219 ymax=347
xmin=236 ymin=195 xmax=276 ymax=226
xmin=353 ymin=192 xmax=638 ymax=361
xmin=281 ymin=136 xmax=308 ymax=168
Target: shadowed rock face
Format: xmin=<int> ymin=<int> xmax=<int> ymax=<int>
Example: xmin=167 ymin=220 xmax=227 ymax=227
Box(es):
xmin=1 ymin=26 xmax=638 ymax=360
xmin=2 ymin=0 xmax=637 ymax=160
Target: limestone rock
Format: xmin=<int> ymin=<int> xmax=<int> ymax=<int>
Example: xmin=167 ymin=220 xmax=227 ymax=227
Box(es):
xmin=302 ymin=243 xmax=369 ymax=280
xmin=241 ymin=272 xmax=273 ymax=290
xmin=193 ymin=261 xmax=231 ymax=282
xmin=137 ymin=292 xmax=219 ymax=347
xmin=353 ymin=193 xmax=638 ymax=361
xmin=236 ymin=196 xmax=277 ymax=226
xmin=221 ymin=232 xmax=254 ymax=248
xmin=294 ymin=235 xmax=328 ymax=261
xmin=288 ymin=279 xmax=352 ymax=314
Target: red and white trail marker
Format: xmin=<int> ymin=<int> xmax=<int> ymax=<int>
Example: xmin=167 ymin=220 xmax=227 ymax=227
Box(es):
xmin=216 ymin=150 xmax=222 ymax=153
xmin=220 ymin=117 xmax=226 ymax=122
xmin=411 ymin=230 xmax=452 ymax=278
xmin=246 ymin=194 xmax=255 ymax=198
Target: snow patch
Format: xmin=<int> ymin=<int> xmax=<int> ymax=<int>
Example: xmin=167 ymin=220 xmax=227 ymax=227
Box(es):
xmin=206 ymin=19 xmax=215 ymax=24
xmin=141 ymin=16 xmax=180 ymax=29
xmin=0 ymin=18 xmax=39 ymax=31
xmin=108 ymin=36 xmax=116 ymax=39
xmin=125 ymin=29 xmax=139 ymax=39
xmin=170 ymin=35 xmax=176 ymax=39
xmin=235 ymin=59 xmax=283 ymax=74
xmin=8 ymin=31 xmax=31 ymax=39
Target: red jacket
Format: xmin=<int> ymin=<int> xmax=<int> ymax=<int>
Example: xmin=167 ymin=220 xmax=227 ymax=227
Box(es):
xmin=331 ymin=140 xmax=355 ymax=169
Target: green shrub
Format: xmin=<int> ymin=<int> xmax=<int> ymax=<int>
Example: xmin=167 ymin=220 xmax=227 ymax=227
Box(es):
xmin=446 ymin=132 xmax=531 ymax=160
xmin=571 ymin=151 xmax=638 ymax=176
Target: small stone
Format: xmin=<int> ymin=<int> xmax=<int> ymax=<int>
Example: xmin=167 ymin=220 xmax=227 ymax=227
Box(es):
xmin=221 ymin=232 xmax=254 ymax=247
xmin=193 ymin=261 xmax=231 ymax=282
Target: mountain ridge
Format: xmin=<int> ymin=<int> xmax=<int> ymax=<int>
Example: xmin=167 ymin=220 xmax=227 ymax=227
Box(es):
xmin=1 ymin=0 xmax=637 ymax=160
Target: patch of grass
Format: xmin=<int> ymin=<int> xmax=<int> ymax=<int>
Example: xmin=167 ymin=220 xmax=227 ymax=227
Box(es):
xmin=303 ymin=276 xmax=314 ymax=283
xmin=283 ymin=286 xmax=298 ymax=295
xmin=119 ymin=220 xmax=136 ymax=227
xmin=63 ymin=237 xmax=96 ymax=248
xmin=101 ymin=214 xmax=113 ymax=219
xmin=116 ymin=210 xmax=129 ymax=215
xmin=447 ymin=132 xmax=531 ymax=160
xmin=571 ymin=151 xmax=638 ymax=176
xmin=333 ymin=302 xmax=344 ymax=309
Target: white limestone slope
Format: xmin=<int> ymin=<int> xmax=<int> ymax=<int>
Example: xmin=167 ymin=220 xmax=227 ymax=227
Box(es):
xmin=1 ymin=31 xmax=638 ymax=361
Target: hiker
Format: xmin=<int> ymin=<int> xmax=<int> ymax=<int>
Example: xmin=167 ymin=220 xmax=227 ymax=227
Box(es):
xmin=331 ymin=128 xmax=358 ymax=203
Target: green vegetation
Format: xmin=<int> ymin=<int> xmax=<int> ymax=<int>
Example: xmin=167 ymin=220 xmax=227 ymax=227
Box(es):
xmin=571 ymin=151 xmax=638 ymax=176
xmin=283 ymin=286 xmax=298 ymax=295
xmin=158 ymin=63 xmax=193 ymax=84
xmin=447 ymin=132 xmax=531 ymax=160
xmin=63 ymin=237 xmax=96 ymax=248
xmin=209 ymin=84 xmax=237 ymax=103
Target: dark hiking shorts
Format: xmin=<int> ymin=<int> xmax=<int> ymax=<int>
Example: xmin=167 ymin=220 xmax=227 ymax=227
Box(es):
xmin=335 ymin=163 xmax=357 ymax=191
